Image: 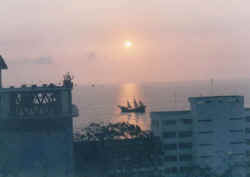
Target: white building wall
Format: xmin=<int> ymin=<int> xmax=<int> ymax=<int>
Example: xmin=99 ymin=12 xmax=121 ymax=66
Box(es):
xmin=189 ymin=96 xmax=246 ymax=172
xmin=151 ymin=95 xmax=248 ymax=177
xmin=244 ymin=108 xmax=250 ymax=177
xmin=151 ymin=111 xmax=193 ymax=176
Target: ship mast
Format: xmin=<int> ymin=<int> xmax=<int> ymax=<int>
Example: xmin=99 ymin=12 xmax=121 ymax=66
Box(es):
xmin=139 ymin=100 xmax=144 ymax=106
xmin=133 ymin=97 xmax=138 ymax=108
xmin=127 ymin=100 xmax=132 ymax=108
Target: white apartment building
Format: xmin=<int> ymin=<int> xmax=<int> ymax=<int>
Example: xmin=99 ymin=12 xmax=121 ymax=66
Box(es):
xmin=151 ymin=96 xmax=250 ymax=177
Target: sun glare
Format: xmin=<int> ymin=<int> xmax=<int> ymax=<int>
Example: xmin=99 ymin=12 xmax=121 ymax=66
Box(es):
xmin=124 ymin=40 xmax=132 ymax=48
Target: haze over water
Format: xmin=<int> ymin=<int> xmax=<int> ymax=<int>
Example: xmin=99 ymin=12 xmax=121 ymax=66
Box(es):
xmin=72 ymin=79 xmax=250 ymax=131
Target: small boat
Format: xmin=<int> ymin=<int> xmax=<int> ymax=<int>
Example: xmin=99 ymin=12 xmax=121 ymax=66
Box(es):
xmin=118 ymin=98 xmax=146 ymax=113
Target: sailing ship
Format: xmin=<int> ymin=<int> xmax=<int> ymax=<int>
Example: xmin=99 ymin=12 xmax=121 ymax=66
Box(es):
xmin=118 ymin=98 xmax=146 ymax=113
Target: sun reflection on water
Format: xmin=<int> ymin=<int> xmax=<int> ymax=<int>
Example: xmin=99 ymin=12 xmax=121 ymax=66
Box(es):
xmin=112 ymin=83 xmax=150 ymax=130
xmin=118 ymin=83 xmax=142 ymax=101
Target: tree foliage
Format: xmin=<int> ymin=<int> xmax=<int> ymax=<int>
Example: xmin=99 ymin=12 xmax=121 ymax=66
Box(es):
xmin=74 ymin=122 xmax=152 ymax=142
xmin=73 ymin=122 xmax=164 ymax=177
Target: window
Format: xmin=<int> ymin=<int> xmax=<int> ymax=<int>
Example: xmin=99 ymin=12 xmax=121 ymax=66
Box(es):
xmin=163 ymin=131 xmax=176 ymax=138
xmin=229 ymin=129 xmax=243 ymax=133
xmin=181 ymin=119 xmax=192 ymax=124
xmin=164 ymin=167 xmax=178 ymax=174
xmin=227 ymin=97 xmax=239 ymax=103
xmin=230 ymin=141 xmax=244 ymax=144
xmin=246 ymin=139 xmax=250 ymax=145
xmin=246 ymin=128 xmax=250 ymax=134
xmin=179 ymin=143 xmax=192 ymax=149
xmin=231 ymin=153 xmax=244 ymax=156
xmin=152 ymin=120 xmax=159 ymax=128
xmin=162 ymin=120 xmax=176 ymax=126
xmin=171 ymin=167 xmax=178 ymax=173
xmin=199 ymin=131 xmax=213 ymax=134
xmin=198 ymin=119 xmax=212 ymax=122
xmin=199 ymin=144 xmax=212 ymax=146
xmin=180 ymin=166 xmax=192 ymax=173
xmin=246 ymin=116 xmax=250 ymax=122
xmin=178 ymin=131 xmax=192 ymax=138
xmin=165 ymin=155 xmax=177 ymax=162
xmin=180 ymin=154 xmax=192 ymax=161
xmin=200 ymin=155 xmax=212 ymax=158
xmin=164 ymin=144 xmax=177 ymax=150
xmin=230 ymin=117 xmax=243 ymax=120
xmin=247 ymin=150 xmax=250 ymax=157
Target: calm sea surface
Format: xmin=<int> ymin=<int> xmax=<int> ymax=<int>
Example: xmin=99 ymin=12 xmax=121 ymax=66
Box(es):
xmin=72 ymin=79 xmax=250 ymax=131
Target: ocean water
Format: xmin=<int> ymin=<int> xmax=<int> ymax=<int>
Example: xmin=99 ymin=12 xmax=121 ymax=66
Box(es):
xmin=72 ymin=79 xmax=250 ymax=131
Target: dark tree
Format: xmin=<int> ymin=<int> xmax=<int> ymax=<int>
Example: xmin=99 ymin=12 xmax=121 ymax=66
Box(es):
xmin=73 ymin=122 xmax=164 ymax=177
xmin=74 ymin=122 xmax=151 ymax=141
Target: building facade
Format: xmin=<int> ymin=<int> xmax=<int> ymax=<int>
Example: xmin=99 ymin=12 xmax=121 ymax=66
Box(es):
xmin=0 ymin=85 xmax=79 ymax=177
xmin=151 ymin=96 xmax=249 ymax=177
xmin=0 ymin=57 xmax=79 ymax=177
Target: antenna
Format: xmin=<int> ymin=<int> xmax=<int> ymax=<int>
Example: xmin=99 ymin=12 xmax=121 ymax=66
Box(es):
xmin=174 ymin=91 xmax=177 ymax=108
xmin=210 ymin=78 xmax=214 ymax=96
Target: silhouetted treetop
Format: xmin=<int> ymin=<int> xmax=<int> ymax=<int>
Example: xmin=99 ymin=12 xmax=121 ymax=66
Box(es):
xmin=73 ymin=122 xmax=164 ymax=177
xmin=74 ymin=122 xmax=152 ymax=142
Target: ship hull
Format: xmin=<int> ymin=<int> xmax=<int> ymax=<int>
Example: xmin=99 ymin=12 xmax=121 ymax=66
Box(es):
xmin=118 ymin=105 xmax=146 ymax=113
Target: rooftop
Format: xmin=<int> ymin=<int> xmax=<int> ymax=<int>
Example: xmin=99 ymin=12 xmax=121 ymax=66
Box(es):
xmin=188 ymin=95 xmax=244 ymax=104
xmin=0 ymin=84 xmax=71 ymax=93
xmin=189 ymin=95 xmax=242 ymax=100
xmin=150 ymin=110 xmax=190 ymax=116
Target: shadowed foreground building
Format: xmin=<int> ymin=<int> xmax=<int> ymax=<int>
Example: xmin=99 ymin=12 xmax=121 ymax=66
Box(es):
xmin=151 ymin=96 xmax=250 ymax=177
xmin=0 ymin=57 xmax=78 ymax=177
xmin=74 ymin=137 xmax=163 ymax=177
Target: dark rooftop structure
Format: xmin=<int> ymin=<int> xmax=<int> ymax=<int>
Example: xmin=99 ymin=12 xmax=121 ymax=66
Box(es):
xmin=0 ymin=55 xmax=8 ymax=69
xmin=0 ymin=55 xmax=8 ymax=88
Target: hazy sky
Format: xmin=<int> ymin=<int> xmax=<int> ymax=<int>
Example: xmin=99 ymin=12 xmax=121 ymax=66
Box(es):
xmin=1 ymin=0 xmax=250 ymax=85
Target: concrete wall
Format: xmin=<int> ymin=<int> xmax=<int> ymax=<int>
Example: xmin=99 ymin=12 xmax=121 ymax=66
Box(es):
xmin=151 ymin=96 xmax=248 ymax=177
xmin=61 ymin=90 xmax=71 ymax=114
xmin=0 ymin=118 xmax=73 ymax=177
xmin=0 ymin=87 xmax=75 ymax=177
xmin=0 ymin=93 xmax=10 ymax=118
xmin=151 ymin=111 xmax=193 ymax=176
xmin=189 ymin=96 xmax=246 ymax=171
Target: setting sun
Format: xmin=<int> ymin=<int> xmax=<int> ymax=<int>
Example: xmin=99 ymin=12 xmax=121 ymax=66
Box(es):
xmin=124 ymin=40 xmax=132 ymax=48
